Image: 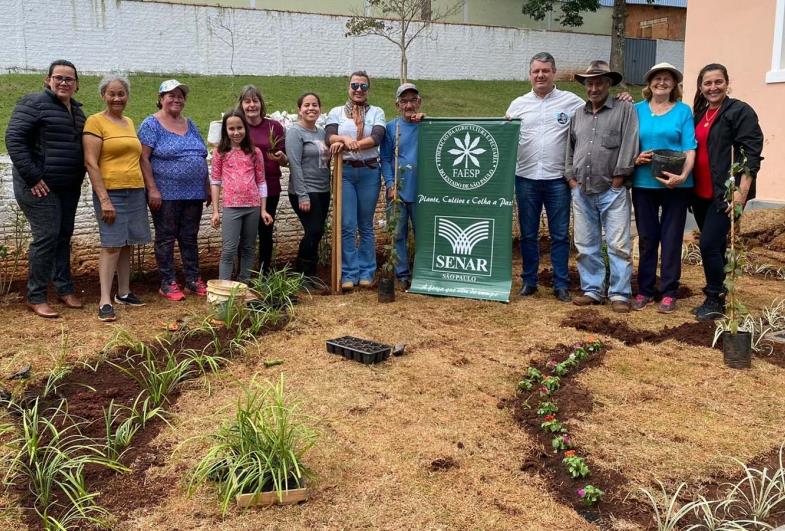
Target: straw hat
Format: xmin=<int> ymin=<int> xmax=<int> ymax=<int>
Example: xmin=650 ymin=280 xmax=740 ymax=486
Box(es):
xmin=643 ymin=62 xmax=683 ymax=84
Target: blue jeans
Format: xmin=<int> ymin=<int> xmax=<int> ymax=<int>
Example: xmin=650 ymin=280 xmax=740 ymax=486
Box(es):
xmin=515 ymin=176 xmax=571 ymax=290
xmin=572 ymin=185 xmax=632 ymax=302
xmin=341 ymin=166 xmax=381 ymax=283
xmin=389 ymin=200 xmax=415 ymax=280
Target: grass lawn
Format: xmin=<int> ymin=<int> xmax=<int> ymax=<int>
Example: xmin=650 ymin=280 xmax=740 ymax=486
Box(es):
xmin=0 ymin=74 xmax=643 ymax=153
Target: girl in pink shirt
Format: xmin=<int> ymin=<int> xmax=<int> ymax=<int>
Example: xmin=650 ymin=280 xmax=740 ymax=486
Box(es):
xmin=210 ymin=110 xmax=273 ymax=282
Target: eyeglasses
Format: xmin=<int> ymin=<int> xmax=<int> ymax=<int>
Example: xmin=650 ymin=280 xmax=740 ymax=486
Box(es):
xmin=398 ymin=98 xmax=419 ymax=105
xmin=51 ymin=75 xmax=77 ymax=85
xmin=350 ymin=82 xmax=369 ymax=91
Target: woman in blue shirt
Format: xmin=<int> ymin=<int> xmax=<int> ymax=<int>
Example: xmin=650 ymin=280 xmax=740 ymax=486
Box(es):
xmin=139 ymin=80 xmax=209 ymax=301
xmin=631 ymin=63 xmax=696 ymax=314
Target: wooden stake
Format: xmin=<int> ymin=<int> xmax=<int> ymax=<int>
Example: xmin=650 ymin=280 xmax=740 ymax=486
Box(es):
xmin=331 ymin=155 xmax=343 ymax=294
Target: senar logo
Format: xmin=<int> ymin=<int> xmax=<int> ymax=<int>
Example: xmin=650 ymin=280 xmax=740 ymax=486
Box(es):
xmin=438 ymin=218 xmax=490 ymax=255
xmin=435 ymin=124 xmax=499 ymax=190
xmin=432 ymin=216 xmax=495 ymax=279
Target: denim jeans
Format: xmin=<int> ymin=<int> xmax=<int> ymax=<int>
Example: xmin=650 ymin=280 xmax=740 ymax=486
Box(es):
xmin=289 ymin=192 xmax=331 ymax=277
xmin=13 ymin=174 xmax=80 ymax=304
xmin=341 ymin=165 xmax=381 ymax=283
xmin=515 ymin=176 xmax=571 ymax=290
xmin=151 ymin=199 xmax=203 ymax=286
xmin=257 ymin=194 xmax=279 ymax=274
xmin=691 ymin=196 xmax=730 ymax=297
xmin=632 ymin=187 xmax=691 ymax=298
xmin=219 ymin=207 xmax=259 ymax=283
xmin=389 ymin=200 xmax=415 ymax=280
xmin=572 ymin=185 xmax=633 ymax=302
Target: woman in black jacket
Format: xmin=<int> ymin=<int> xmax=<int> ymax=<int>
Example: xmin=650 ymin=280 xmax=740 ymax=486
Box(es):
xmin=5 ymin=59 xmax=87 ymax=318
xmin=691 ymin=63 xmax=764 ymax=321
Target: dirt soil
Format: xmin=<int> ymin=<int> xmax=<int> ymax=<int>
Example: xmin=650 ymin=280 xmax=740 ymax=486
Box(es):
xmin=2 ymin=252 xmax=785 ymax=530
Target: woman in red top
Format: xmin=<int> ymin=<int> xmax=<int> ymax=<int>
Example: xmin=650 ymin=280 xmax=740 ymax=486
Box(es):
xmin=236 ymin=86 xmax=287 ymax=274
xmin=691 ymin=63 xmax=763 ymax=321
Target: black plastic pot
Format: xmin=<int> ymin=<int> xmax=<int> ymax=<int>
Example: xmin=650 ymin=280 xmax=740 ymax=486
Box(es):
xmin=326 ymin=336 xmax=392 ymax=364
xmin=722 ymin=331 xmax=752 ymax=369
xmin=651 ymin=149 xmax=686 ymax=180
xmin=378 ymin=278 xmax=395 ymax=303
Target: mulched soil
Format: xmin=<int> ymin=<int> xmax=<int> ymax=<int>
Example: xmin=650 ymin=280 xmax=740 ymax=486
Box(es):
xmin=506 ymin=343 xmax=653 ymax=528
xmin=7 ymin=300 xmax=284 ymax=529
xmin=561 ymin=309 xmax=785 ymax=369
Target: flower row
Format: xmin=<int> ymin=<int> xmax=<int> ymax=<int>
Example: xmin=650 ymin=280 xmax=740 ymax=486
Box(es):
xmin=517 ymin=338 xmax=605 ymax=507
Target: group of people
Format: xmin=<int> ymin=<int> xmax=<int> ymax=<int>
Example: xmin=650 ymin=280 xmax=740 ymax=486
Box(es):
xmin=507 ymin=53 xmax=763 ymax=318
xmin=5 ymin=54 xmax=763 ymax=322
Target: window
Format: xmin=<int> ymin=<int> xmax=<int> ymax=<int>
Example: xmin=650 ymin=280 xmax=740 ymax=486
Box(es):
xmin=767 ymin=0 xmax=785 ymax=83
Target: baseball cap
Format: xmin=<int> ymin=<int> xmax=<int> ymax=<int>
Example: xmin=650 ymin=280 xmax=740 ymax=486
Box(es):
xmin=395 ymin=83 xmax=419 ymax=99
xmin=158 ymin=79 xmax=189 ymax=96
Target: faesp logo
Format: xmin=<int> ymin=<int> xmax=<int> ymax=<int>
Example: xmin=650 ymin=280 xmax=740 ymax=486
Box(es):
xmin=432 ymin=216 xmax=495 ymax=279
xmin=435 ymin=124 xmax=499 ymax=190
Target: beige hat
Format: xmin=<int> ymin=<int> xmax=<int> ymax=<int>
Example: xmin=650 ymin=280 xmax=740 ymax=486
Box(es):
xmin=574 ymin=62 xmax=623 ymax=86
xmin=643 ymin=62 xmax=683 ymax=84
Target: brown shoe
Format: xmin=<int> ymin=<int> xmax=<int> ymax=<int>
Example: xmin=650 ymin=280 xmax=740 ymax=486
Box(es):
xmin=59 ymin=293 xmax=83 ymax=309
xmin=27 ymin=302 xmax=60 ymax=318
xmin=572 ymin=294 xmax=602 ymax=306
xmin=611 ymin=300 xmax=631 ymax=313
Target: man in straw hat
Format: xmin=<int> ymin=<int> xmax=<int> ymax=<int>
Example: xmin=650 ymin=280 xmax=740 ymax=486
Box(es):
xmin=566 ymin=60 xmax=639 ymax=313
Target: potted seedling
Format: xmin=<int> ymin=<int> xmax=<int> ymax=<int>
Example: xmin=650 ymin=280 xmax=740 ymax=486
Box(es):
xmin=713 ymin=149 xmax=752 ymax=369
xmin=378 ymin=121 xmax=404 ymax=304
xmin=267 ymin=126 xmax=284 ymax=157
xmin=188 ymin=374 xmax=317 ymax=513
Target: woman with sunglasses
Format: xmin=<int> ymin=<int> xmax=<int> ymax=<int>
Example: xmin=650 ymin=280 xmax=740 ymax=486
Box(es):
xmin=6 ymin=59 xmax=87 ymax=318
xmin=326 ymin=71 xmax=386 ymax=289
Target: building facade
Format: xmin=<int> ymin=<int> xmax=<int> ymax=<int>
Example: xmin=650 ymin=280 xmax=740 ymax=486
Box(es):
xmin=683 ymin=0 xmax=784 ymax=203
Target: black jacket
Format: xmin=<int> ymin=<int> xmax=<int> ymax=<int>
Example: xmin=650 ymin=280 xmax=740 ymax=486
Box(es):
xmin=5 ymin=89 xmax=86 ymax=190
xmin=694 ymin=97 xmax=764 ymax=207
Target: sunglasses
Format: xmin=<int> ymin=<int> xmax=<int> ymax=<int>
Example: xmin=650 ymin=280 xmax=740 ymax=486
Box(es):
xmin=350 ymin=82 xmax=369 ymax=91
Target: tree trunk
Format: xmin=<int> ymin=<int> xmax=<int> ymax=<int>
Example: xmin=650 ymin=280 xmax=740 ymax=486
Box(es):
xmin=399 ymin=19 xmax=408 ymax=84
xmin=421 ymin=0 xmax=432 ymax=21
xmin=609 ymin=0 xmax=626 ymax=79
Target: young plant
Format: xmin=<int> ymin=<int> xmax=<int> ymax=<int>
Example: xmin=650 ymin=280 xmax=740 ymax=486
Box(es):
xmin=0 ymin=204 xmax=30 ymax=302
xmin=551 ymin=362 xmax=570 ymax=377
xmin=526 ymin=367 xmax=543 ymax=382
xmin=552 ymin=434 xmax=572 ymax=452
xmin=536 ymin=401 xmax=558 ymax=416
xmin=719 ymin=149 xmax=752 ymax=336
xmin=103 ymin=393 xmax=167 ymax=460
xmin=188 ymin=374 xmax=318 ymax=514
xmin=540 ymin=415 xmax=564 ymax=433
xmin=562 ymin=452 xmax=590 ymax=478
xmin=42 ymin=325 xmax=74 ymax=398
xmin=248 ymin=266 xmax=305 ymax=313
xmin=541 ymin=376 xmax=560 ymax=393
xmin=578 ymin=485 xmax=604 ymax=506
xmin=517 ymin=378 xmax=534 ymax=392
xmin=1 ymin=399 xmax=126 ymax=529
xmin=723 ymin=456 xmax=785 ymax=523
xmin=110 ymin=339 xmax=193 ymax=408
xmin=638 ymin=481 xmax=698 ymax=531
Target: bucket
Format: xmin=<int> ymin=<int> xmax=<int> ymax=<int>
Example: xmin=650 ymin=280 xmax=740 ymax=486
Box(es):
xmin=207 ymin=119 xmax=223 ymax=149
xmin=651 ymin=149 xmax=687 ymax=180
xmin=206 ymin=280 xmax=248 ymax=319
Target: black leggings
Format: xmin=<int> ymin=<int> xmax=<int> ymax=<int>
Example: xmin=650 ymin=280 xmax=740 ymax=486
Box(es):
xmin=289 ymin=192 xmax=331 ymax=277
xmin=692 ymin=197 xmax=730 ymax=297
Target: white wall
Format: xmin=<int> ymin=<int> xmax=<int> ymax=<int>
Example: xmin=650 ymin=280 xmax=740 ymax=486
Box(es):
xmin=0 ymin=0 xmax=682 ymax=81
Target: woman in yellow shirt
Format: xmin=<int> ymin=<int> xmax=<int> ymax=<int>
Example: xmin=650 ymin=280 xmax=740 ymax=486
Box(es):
xmin=83 ymin=75 xmax=153 ymax=321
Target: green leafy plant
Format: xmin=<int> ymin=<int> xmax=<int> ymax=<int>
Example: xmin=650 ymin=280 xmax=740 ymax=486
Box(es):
xmin=267 ymin=126 xmax=283 ymax=153
xmin=541 ymin=376 xmax=560 ymax=393
xmin=0 ymin=204 xmax=30 ymax=302
xmin=552 ymin=434 xmax=572 ymax=452
xmin=540 ymin=415 xmax=564 ymax=433
xmin=536 ymin=401 xmax=558 ymax=416
xmin=188 ymin=374 xmax=318 ymax=514
xmin=517 ymin=378 xmax=534 ymax=392
xmin=639 ymin=481 xmax=699 ymax=531
xmin=103 ymin=392 xmax=167 ymax=461
xmin=578 ymin=485 xmax=604 ymax=506
xmin=1 ymin=399 xmax=127 ymax=529
xmin=723 ymin=455 xmax=785 ymax=524
xmin=110 ymin=338 xmax=193 ymax=408
xmin=248 ymin=266 xmax=305 ymax=313
xmin=562 ymin=452 xmax=590 ymax=478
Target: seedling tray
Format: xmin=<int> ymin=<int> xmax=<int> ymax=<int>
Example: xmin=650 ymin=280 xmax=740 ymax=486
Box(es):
xmin=326 ymin=336 xmax=392 ymax=364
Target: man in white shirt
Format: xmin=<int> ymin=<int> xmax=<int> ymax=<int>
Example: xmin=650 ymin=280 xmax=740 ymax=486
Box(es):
xmin=506 ymin=52 xmax=584 ymax=302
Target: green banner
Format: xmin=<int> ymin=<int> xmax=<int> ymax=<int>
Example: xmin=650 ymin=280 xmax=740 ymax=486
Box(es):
xmin=409 ymin=118 xmax=520 ymax=302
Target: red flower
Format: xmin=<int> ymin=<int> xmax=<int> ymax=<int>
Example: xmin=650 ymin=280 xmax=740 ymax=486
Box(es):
xmin=564 ymin=450 xmax=577 ymax=457
xmin=544 ymin=414 xmax=556 ymax=422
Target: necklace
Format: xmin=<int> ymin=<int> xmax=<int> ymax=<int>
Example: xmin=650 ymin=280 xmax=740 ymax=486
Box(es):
xmin=703 ymin=107 xmax=720 ymax=128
